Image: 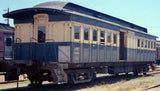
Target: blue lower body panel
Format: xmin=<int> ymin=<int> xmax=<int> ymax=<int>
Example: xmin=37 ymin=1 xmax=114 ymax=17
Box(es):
xmin=14 ymin=42 xmax=156 ymax=63
xmin=14 ymin=42 xmax=71 ymax=62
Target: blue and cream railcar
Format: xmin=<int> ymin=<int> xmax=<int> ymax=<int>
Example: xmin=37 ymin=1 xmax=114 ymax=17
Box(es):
xmin=156 ymin=41 xmax=160 ymax=64
xmin=3 ymin=1 xmax=157 ymax=84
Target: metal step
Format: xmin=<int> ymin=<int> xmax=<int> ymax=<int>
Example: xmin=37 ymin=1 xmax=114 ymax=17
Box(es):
xmin=52 ymin=64 xmax=68 ymax=84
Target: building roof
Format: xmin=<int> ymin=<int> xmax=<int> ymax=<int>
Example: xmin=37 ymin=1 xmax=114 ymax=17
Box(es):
xmin=0 ymin=23 xmax=14 ymax=34
xmin=3 ymin=1 xmax=148 ymax=33
xmin=0 ymin=23 xmax=14 ymax=30
xmin=33 ymin=1 xmax=68 ymax=9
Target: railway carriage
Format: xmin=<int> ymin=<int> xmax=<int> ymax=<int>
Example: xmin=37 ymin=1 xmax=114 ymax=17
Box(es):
xmin=0 ymin=23 xmax=14 ymax=72
xmin=156 ymin=41 xmax=160 ymax=64
xmin=3 ymin=1 xmax=157 ymax=85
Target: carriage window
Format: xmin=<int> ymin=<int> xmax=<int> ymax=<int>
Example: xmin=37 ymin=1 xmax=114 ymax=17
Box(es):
xmin=38 ymin=26 xmax=46 ymax=43
xmin=145 ymin=40 xmax=147 ymax=48
xmin=107 ymin=33 xmax=111 ymax=43
xmin=154 ymin=42 xmax=156 ymax=49
xmin=101 ymin=31 xmax=104 ymax=38
xmin=74 ymin=26 xmax=80 ymax=39
xmin=5 ymin=38 xmax=12 ymax=46
xmin=100 ymin=31 xmax=105 ymax=44
xmin=138 ymin=39 xmax=140 ymax=47
xmin=113 ymin=34 xmax=117 ymax=44
xmin=84 ymin=28 xmax=89 ymax=40
xmin=148 ymin=41 xmax=150 ymax=48
xmin=151 ymin=41 xmax=153 ymax=48
xmin=141 ymin=40 xmax=144 ymax=47
xmin=93 ymin=30 xmax=97 ymax=41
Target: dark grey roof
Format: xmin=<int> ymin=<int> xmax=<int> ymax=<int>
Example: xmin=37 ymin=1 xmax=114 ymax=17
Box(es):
xmin=33 ymin=1 xmax=69 ymax=10
xmin=3 ymin=1 xmax=148 ymax=33
xmin=34 ymin=1 xmax=148 ymax=33
xmin=0 ymin=23 xmax=14 ymax=30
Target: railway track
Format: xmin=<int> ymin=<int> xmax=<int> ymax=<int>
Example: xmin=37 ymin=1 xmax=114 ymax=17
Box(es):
xmin=1 ymin=67 xmax=160 ymax=91
xmin=0 ymin=74 xmax=149 ymax=91
xmin=142 ymin=84 xmax=160 ymax=91
xmin=0 ymin=80 xmax=27 ymax=84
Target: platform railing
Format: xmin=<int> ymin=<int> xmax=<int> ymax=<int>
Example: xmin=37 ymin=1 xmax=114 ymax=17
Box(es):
xmin=30 ymin=37 xmax=57 ymax=62
xmin=14 ymin=38 xmax=22 ymax=60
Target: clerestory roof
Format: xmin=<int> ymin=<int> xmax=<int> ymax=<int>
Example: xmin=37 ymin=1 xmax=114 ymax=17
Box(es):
xmin=3 ymin=1 xmax=148 ymax=33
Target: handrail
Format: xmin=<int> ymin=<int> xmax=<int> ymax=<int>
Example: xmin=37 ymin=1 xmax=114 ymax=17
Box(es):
xmin=15 ymin=38 xmax=21 ymax=43
xmin=30 ymin=37 xmax=57 ymax=61
xmin=30 ymin=37 xmax=55 ymax=42
xmin=15 ymin=38 xmax=22 ymax=60
xmin=30 ymin=37 xmax=38 ymax=42
xmin=46 ymin=39 xmax=55 ymax=42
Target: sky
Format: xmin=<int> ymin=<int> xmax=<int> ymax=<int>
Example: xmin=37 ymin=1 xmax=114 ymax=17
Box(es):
xmin=0 ymin=0 xmax=160 ymax=40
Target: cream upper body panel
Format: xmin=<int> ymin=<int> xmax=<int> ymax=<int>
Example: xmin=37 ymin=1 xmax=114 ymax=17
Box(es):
xmin=14 ymin=14 xmax=71 ymax=43
xmin=14 ymin=13 xmax=156 ymax=52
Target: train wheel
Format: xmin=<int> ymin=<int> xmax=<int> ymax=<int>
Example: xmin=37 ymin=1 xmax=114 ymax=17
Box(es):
xmin=28 ymin=77 xmax=40 ymax=86
xmin=28 ymin=77 xmax=35 ymax=86
xmin=143 ymin=68 xmax=148 ymax=76
xmin=37 ymin=80 xmax=43 ymax=85
xmin=92 ymin=73 xmax=96 ymax=80
xmin=28 ymin=79 xmax=42 ymax=86
xmin=67 ymin=73 xmax=74 ymax=84
xmin=143 ymin=72 xmax=147 ymax=76
xmin=133 ymin=69 xmax=138 ymax=76
xmin=125 ymin=73 xmax=129 ymax=76
xmin=115 ymin=73 xmax=119 ymax=77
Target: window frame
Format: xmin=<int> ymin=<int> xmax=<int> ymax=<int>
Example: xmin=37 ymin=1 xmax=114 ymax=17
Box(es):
xmin=5 ymin=36 xmax=13 ymax=46
xmin=148 ymin=41 xmax=150 ymax=48
xmin=93 ymin=29 xmax=97 ymax=41
xmin=38 ymin=26 xmax=46 ymax=43
xmin=84 ymin=28 xmax=89 ymax=41
xmin=154 ymin=42 xmax=156 ymax=49
xmin=137 ymin=39 xmax=140 ymax=47
xmin=113 ymin=34 xmax=117 ymax=44
xmin=74 ymin=26 xmax=80 ymax=40
xmin=145 ymin=40 xmax=147 ymax=48
xmin=141 ymin=39 xmax=144 ymax=48
xmin=107 ymin=32 xmax=111 ymax=43
xmin=100 ymin=30 xmax=105 ymax=44
xmin=151 ymin=41 xmax=153 ymax=48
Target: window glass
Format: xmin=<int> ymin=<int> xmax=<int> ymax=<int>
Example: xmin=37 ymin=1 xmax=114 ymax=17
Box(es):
xmin=148 ymin=41 xmax=150 ymax=48
xmin=74 ymin=26 xmax=80 ymax=39
xmin=107 ymin=33 xmax=111 ymax=43
xmin=4 ymin=36 xmax=13 ymax=59
xmin=38 ymin=26 xmax=46 ymax=43
xmin=138 ymin=39 xmax=140 ymax=47
xmin=145 ymin=40 xmax=147 ymax=48
xmin=84 ymin=28 xmax=89 ymax=40
xmin=154 ymin=42 xmax=156 ymax=48
xmin=101 ymin=31 xmax=104 ymax=38
xmin=5 ymin=38 xmax=12 ymax=46
xmin=113 ymin=34 xmax=117 ymax=44
xmin=5 ymin=36 xmax=13 ymax=46
xmin=141 ymin=40 xmax=144 ymax=47
xmin=151 ymin=42 xmax=153 ymax=48
xmin=100 ymin=31 xmax=105 ymax=44
xmin=93 ymin=30 xmax=97 ymax=41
